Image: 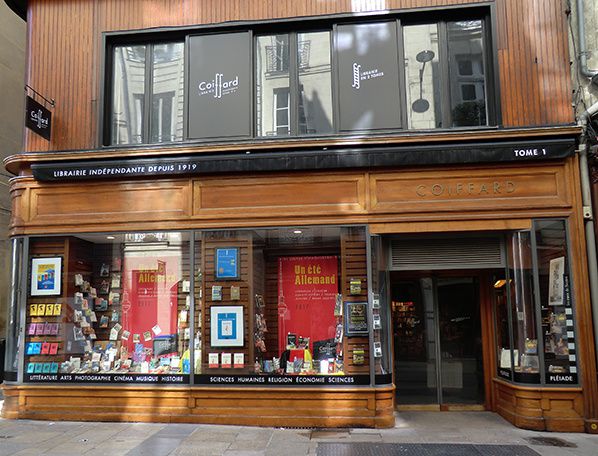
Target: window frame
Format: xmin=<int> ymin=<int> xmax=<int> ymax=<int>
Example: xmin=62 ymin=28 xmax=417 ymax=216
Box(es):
xmin=101 ymin=4 xmax=498 ymax=147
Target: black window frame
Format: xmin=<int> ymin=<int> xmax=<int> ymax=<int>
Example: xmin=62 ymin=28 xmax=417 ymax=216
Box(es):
xmin=101 ymin=4 xmax=499 ymax=147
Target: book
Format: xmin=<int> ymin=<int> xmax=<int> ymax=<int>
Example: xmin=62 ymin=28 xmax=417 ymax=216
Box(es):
xmin=44 ymin=322 xmax=53 ymax=335
xmin=233 ymin=353 xmax=244 ymax=368
xmin=33 ymin=342 xmax=42 ymax=355
xmin=37 ymin=304 xmax=46 ymax=316
xmin=211 ymin=286 xmax=222 ymax=301
xmin=42 ymin=363 xmax=51 ymax=373
xmin=50 ymin=362 xmax=59 ymax=373
xmin=26 ymin=343 xmax=35 ymax=355
xmin=34 ymin=363 xmax=43 ymax=373
xmin=26 ymin=363 xmax=35 ymax=374
xmin=27 ymin=323 xmax=37 ymax=336
xmin=53 ymin=303 xmax=62 ymax=316
xmin=45 ymin=305 xmax=55 ymax=316
xmin=49 ymin=343 xmax=59 ymax=355
xmin=208 ymin=353 xmax=219 ymax=368
xmin=221 ymin=353 xmax=232 ymax=368
xmin=50 ymin=323 xmax=60 ymax=336
xmin=99 ymin=315 xmax=109 ymax=328
xmin=30 ymin=304 xmax=38 ymax=316
xmin=41 ymin=342 xmax=50 ymax=355
xmin=35 ymin=323 xmax=46 ymax=336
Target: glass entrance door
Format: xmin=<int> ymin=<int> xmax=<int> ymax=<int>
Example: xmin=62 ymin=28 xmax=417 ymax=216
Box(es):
xmin=393 ymin=275 xmax=484 ymax=406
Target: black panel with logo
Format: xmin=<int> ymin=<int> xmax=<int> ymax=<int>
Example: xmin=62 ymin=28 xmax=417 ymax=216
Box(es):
xmin=25 ymin=96 xmax=52 ymax=141
xmin=187 ymin=32 xmax=252 ymax=139
xmin=336 ymin=22 xmax=401 ymax=131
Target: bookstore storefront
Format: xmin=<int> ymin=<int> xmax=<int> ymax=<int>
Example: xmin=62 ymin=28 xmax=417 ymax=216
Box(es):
xmin=2 ymin=148 xmax=597 ymax=431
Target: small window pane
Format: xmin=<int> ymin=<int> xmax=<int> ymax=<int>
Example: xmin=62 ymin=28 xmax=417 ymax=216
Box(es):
xmin=448 ymin=20 xmax=487 ymax=127
xmin=111 ymin=45 xmax=146 ymax=145
xmin=404 ymin=24 xmax=442 ymax=129
xmin=150 ymin=42 xmax=184 ymax=143
xmin=256 ymin=35 xmax=290 ymax=137
xmin=298 ymin=31 xmax=333 ymax=135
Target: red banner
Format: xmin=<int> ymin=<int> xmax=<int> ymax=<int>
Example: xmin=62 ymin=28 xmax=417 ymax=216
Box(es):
xmin=277 ymin=256 xmax=338 ymax=354
xmin=122 ymin=255 xmax=179 ymax=354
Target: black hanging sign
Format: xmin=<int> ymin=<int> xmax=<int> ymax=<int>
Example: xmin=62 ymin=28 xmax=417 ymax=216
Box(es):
xmin=25 ymin=95 xmax=52 ymax=140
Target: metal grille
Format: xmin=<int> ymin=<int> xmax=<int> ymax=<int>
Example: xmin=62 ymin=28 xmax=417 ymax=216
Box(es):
xmin=390 ymin=236 xmax=504 ymax=271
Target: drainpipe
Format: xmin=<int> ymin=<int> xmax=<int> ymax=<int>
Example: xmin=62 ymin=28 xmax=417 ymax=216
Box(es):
xmin=578 ymin=102 xmax=598 ymax=366
xmin=576 ymin=0 xmax=598 ymax=78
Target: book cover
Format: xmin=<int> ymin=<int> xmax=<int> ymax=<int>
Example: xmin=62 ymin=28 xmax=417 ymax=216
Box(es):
xmin=41 ymin=342 xmax=50 ymax=355
xmin=30 ymin=304 xmax=38 ymax=316
xmin=221 ymin=353 xmax=232 ymax=368
xmin=208 ymin=352 xmax=219 ymax=368
xmin=233 ymin=353 xmax=244 ymax=368
xmin=50 ymin=362 xmax=59 ymax=373
xmin=37 ymin=304 xmax=46 ymax=316
xmin=33 ymin=342 xmax=42 ymax=355
xmin=99 ymin=315 xmax=109 ymax=328
xmin=34 ymin=363 xmax=43 ymax=373
xmin=27 ymin=323 xmax=37 ymax=336
xmin=45 ymin=304 xmax=55 ymax=316
xmin=50 ymin=323 xmax=60 ymax=335
xmin=26 ymin=363 xmax=35 ymax=374
xmin=42 ymin=363 xmax=51 ymax=373
xmin=53 ymin=303 xmax=62 ymax=316
xmin=35 ymin=323 xmax=45 ymax=336
xmin=49 ymin=343 xmax=59 ymax=355
xmin=44 ymin=322 xmax=53 ymax=335
xmin=26 ymin=343 xmax=34 ymax=355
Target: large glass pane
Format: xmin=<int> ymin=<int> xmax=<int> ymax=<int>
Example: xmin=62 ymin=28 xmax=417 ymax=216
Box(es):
xmin=447 ymin=20 xmax=487 ymax=127
xmin=493 ymin=269 xmax=512 ymax=381
xmin=509 ymin=232 xmax=540 ymax=383
xmin=150 ymin=42 xmax=184 ymax=143
xmin=370 ymin=235 xmax=392 ymax=382
xmin=24 ymin=233 xmax=191 ymax=383
xmin=437 ymin=277 xmax=484 ymax=404
xmin=535 ymin=220 xmax=579 ymax=385
xmin=194 ymin=226 xmax=370 ymax=384
xmin=111 ymin=45 xmax=146 ymax=145
xmin=4 ymin=238 xmax=24 ymax=380
xmin=393 ymin=278 xmax=438 ymax=404
xmin=256 ymin=35 xmax=290 ymax=137
xmin=297 ymin=31 xmax=333 ymax=135
xmin=403 ymin=24 xmax=442 ymax=129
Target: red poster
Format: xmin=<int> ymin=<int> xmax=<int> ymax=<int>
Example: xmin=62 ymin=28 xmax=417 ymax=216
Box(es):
xmin=278 ymin=256 xmax=338 ymax=354
xmin=122 ymin=256 xmax=179 ymax=354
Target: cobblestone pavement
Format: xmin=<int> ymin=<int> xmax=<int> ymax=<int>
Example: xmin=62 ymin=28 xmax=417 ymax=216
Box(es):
xmin=0 ymin=400 xmax=597 ymax=456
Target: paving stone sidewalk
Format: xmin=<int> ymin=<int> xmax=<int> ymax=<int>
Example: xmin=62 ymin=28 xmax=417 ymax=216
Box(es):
xmin=0 ymin=401 xmax=597 ymax=456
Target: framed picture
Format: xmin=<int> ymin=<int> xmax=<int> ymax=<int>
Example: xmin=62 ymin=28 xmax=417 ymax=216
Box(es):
xmin=215 ymin=248 xmax=239 ymax=280
xmin=210 ymin=306 xmax=244 ymax=347
xmin=30 ymin=257 xmax=62 ymax=296
xmin=344 ymin=301 xmax=369 ymax=336
xmin=548 ymin=256 xmax=565 ymax=306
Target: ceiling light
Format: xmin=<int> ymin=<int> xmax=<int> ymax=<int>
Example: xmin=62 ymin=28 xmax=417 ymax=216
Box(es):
xmin=293 ymin=230 xmax=302 ymax=234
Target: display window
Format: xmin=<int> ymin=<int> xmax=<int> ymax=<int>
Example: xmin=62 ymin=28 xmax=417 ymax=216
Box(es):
xmin=493 ymin=219 xmax=579 ymax=386
xmin=20 ymin=226 xmax=372 ymax=385
xmin=193 ymin=226 xmax=370 ymax=385
xmin=24 ymin=233 xmax=191 ymax=383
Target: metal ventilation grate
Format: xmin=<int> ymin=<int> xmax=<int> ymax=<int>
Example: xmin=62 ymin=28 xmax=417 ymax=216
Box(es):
xmin=390 ymin=236 xmax=504 ymax=271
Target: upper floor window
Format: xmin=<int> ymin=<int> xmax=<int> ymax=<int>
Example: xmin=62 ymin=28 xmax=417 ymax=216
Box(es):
xmin=104 ymin=12 xmax=493 ymax=146
xmin=110 ymin=42 xmax=184 ymax=145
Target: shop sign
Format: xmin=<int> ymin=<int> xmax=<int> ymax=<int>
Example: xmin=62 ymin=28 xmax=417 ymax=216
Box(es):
xmin=25 ymin=373 xmax=188 ymax=384
xmin=187 ymin=32 xmax=251 ymax=139
xmin=337 ymin=22 xmax=401 ymax=131
xmin=30 ymin=138 xmax=576 ymax=182
xmin=195 ymin=374 xmax=370 ymax=385
xmin=25 ymin=96 xmax=52 ymax=140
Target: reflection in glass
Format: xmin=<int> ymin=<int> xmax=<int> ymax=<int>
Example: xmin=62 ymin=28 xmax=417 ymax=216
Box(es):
xmin=256 ymin=35 xmax=290 ymax=136
xmin=403 ymin=24 xmax=441 ymax=129
xmin=151 ymin=43 xmax=184 ymax=143
xmin=508 ymin=232 xmax=539 ymax=383
xmin=493 ymin=270 xmax=511 ymax=380
xmin=393 ymin=278 xmax=438 ymax=404
xmin=447 ymin=20 xmax=487 ymax=127
xmin=298 ymin=31 xmax=333 ymax=135
xmin=111 ymin=45 xmax=146 ymax=145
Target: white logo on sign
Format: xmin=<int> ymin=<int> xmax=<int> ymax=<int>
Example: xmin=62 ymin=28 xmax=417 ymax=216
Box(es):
xmin=351 ymin=62 xmax=385 ymax=90
xmin=30 ymin=109 xmax=49 ymax=129
xmin=198 ymin=73 xmax=239 ymax=98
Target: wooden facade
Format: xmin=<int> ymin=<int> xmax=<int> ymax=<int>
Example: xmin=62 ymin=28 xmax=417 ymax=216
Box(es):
xmin=3 ymin=0 xmax=598 ymax=433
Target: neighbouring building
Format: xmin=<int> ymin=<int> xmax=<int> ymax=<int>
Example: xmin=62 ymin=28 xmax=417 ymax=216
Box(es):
xmin=0 ymin=0 xmax=26 ymax=377
xmin=2 ymin=0 xmax=598 ymax=433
